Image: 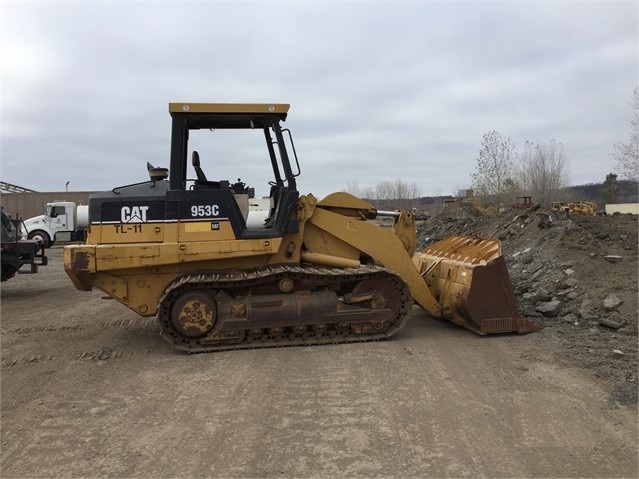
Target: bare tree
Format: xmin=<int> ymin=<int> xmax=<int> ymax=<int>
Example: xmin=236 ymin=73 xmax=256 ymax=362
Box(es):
xmin=344 ymin=181 xmax=362 ymax=197
xmin=374 ymin=181 xmax=393 ymax=202
xmin=519 ymin=139 xmax=570 ymax=207
xmin=471 ymin=131 xmax=518 ymax=211
xmin=343 ymin=182 xmax=374 ymax=200
xmin=613 ymin=87 xmax=639 ymax=181
xmin=345 ymin=179 xmax=421 ymax=208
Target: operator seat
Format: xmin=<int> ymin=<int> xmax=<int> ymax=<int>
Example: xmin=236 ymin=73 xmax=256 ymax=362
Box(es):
xmin=192 ymin=151 xmax=207 ymax=182
xmin=191 ymin=150 xmax=224 ymax=190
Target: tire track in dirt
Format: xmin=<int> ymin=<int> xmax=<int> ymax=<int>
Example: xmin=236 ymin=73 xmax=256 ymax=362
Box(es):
xmin=0 ymin=317 xmax=165 ymax=368
xmin=1 ymin=317 xmax=155 ymax=335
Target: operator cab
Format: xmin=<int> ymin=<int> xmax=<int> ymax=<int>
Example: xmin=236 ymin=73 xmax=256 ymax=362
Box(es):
xmin=87 ymin=103 xmax=300 ymax=243
xmin=168 ymin=103 xmax=300 ymax=238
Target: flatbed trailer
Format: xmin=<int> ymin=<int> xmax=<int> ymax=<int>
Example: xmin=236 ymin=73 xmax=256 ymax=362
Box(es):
xmin=1 ymin=212 xmax=48 ymax=282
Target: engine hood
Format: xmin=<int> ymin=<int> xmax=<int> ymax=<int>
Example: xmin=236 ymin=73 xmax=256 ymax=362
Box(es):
xmin=23 ymin=215 xmax=48 ymax=231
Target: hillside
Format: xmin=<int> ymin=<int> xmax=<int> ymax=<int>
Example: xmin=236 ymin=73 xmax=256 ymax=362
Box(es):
xmin=416 ymin=179 xmax=638 ymax=208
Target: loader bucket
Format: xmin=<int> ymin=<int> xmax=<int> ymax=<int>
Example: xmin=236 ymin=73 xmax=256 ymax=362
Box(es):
xmin=412 ymin=236 xmax=540 ymax=335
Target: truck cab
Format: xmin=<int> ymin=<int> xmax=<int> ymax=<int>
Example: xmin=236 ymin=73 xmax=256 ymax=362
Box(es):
xmin=21 ymin=201 xmax=88 ymax=247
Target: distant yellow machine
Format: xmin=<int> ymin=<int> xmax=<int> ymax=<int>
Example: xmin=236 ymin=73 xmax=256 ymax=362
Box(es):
xmin=64 ymin=103 xmax=538 ymax=352
xmin=552 ymin=201 xmax=597 ymax=215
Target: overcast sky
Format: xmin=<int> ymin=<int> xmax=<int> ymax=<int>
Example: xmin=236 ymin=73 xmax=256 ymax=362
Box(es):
xmin=1 ymin=1 xmax=637 ymax=199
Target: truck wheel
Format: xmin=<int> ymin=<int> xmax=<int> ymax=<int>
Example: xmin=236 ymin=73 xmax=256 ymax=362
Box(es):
xmin=28 ymin=230 xmax=51 ymax=248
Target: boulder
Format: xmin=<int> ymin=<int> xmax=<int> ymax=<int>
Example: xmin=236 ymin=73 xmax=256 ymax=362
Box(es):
xmin=603 ymin=294 xmax=622 ymax=310
xmin=562 ymin=313 xmax=578 ymax=324
xmin=535 ymin=300 xmax=563 ymax=317
xmin=563 ymin=277 xmax=579 ymax=288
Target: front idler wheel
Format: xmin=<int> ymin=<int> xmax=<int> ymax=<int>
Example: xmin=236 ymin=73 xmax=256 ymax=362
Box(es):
xmin=170 ymin=290 xmax=217 ymax=339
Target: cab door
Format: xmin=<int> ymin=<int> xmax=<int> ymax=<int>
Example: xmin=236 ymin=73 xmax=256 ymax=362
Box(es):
xmin=49 ymin=205 xmax=69 ymax=232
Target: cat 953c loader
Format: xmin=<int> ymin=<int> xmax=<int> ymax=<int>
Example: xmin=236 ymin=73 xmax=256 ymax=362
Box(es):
xmin=64 ymin=103 xmax=539 ymax=353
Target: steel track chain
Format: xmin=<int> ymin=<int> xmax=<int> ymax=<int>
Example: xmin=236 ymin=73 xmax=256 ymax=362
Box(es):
xmin=156 ymin=264 xmax=413 ymax=353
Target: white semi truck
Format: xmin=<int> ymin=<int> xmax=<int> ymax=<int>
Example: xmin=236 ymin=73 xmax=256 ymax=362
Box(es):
xmin=21 ymin=201 xmax=89 ymax=248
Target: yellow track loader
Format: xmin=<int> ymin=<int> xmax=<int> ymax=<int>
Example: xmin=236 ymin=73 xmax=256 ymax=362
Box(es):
xmin=64 ymin=103 xmax=539 ymax=352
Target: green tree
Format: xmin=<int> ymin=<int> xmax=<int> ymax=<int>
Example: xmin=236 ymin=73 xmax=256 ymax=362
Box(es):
xmin=601 ymin=172 xmax=618 ymax=205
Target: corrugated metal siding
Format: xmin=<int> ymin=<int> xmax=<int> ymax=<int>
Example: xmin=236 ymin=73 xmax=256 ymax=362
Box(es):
xmin=0 ymin=192 xmax=95 ymax=220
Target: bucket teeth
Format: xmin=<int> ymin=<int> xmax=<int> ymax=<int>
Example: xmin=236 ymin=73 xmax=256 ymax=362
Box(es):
xmin=516 ymin=317 xmax=542 ymax=334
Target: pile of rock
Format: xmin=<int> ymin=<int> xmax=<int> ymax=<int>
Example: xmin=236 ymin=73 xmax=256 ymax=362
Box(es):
xmin=416 ymin=205 xmax=637 ymax=396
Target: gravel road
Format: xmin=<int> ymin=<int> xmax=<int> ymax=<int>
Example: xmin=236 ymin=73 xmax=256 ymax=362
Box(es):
xmin=1 ymin=247 xmax=637 ymax=478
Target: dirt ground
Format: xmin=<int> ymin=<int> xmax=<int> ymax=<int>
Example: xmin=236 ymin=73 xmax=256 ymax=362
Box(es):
xmin=1 ymin=234 xmax=637 ymax=478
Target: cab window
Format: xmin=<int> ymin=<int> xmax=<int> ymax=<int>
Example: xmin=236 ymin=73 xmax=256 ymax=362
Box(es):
xmin=48 ymin=206 xmax=66 ymax=218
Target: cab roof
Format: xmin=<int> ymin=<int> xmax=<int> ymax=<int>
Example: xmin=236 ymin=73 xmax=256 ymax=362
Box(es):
xmin=169 ymin=103 xmax=289 ymax=129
